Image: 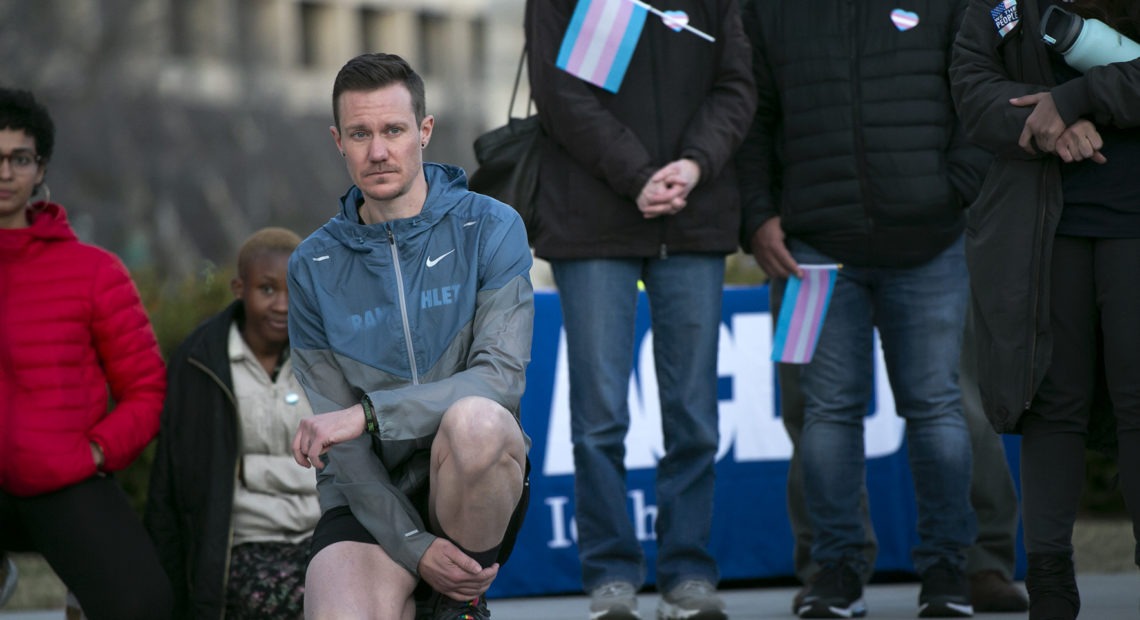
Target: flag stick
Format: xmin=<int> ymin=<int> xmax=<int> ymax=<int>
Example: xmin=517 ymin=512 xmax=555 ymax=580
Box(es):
xmin=625 ymin=0 xmax=716 ymax=42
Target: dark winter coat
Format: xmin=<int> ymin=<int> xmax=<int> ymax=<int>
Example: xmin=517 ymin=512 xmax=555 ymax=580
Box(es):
xmin=950 ymin=0 xmax=1140 ymax=435
xmin=738 ymin=0 xmax=991 ymax=268
xmin=145 ymin=302 xmax=243 ymax=619
xmin=525 ymin=0 xmax=757 ymax=259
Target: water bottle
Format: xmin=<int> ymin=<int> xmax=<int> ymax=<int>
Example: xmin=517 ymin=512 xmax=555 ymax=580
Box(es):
xmin=1040 ymin=5 xmax=1140 ymax=73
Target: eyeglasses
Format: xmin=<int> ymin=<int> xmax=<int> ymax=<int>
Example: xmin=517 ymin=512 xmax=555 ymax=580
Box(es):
xmin=0 ymin=150 xmax=42 ymax=173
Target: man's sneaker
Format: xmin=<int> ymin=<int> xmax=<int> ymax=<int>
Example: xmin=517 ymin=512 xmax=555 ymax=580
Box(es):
xmin=919 ymin=559 xmax=974 ymax=617
xmin=791 ymin=572 xmax=818 ymax=614
xmin=589 ymin=581 xmax=640 ymax=620
xmin=791 ymin=583 xmax=809 ymax=614
xmin=796 ymin=562 xmax=866 ymax=618
xmin=430 ymin=593 xmax=490 ymax=620
xmin=657 ymin=579 xmax=726 ymax=620
xmin=0 ymin=554 xmax=17 ymax=608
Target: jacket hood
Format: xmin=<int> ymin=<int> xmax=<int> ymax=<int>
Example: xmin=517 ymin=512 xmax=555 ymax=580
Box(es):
xmin=329 ymin=163 xmax=470 ymax=253
xmin=0 ymin=202 xmax=77 ymax=253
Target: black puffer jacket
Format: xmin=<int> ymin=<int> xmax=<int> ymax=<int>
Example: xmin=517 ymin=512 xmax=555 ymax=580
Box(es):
xmin=525 ymin=0 xmax=757 ymax=259
xmin=738 ymin=0 xmax=991 ymax=268
xmin=145 ymin=302 xmax=241 ymax=620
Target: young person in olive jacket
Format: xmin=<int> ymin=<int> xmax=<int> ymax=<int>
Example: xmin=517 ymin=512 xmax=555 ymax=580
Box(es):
xmin=146 ymin=227 xmax=319 ymax=619
xmin=0 ymin=87 xmax=171 ymax=620
xmin=525 ymin=2 xmax=756 ymax=618
xmin=951 ymin=1 xmax=1140 ymax=618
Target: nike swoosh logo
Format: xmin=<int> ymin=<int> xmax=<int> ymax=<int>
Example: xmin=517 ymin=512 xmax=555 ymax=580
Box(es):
xmin=426 ymin=249 xmax=455 ymax=268
xmin=313 ymin=255 xmax=330 ymax=262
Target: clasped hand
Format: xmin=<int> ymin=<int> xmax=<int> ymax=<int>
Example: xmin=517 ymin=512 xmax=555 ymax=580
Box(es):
xmin=637 ymin=158 xmax=701 ymax=218
xmin=1010 ymin=92 xmax=1107 ymax=163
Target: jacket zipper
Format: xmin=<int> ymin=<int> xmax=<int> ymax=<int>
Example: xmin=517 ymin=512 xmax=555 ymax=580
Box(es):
xmin=387 ymin=227 xmax=420 ymax=384
xmin=187 ymin=356 xmax=241 ymax=620
xmin=1021 ymin=21 xmax=1052 ymax=412
xmin=1024 ymin=171 xmax=1049 ymax=410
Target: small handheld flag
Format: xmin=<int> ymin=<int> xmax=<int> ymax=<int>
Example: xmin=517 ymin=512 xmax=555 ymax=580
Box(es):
xmin=556 ymin=0 xmax=649 ymax=93
xmin=771 ymin=265 xmax=840 ymax=364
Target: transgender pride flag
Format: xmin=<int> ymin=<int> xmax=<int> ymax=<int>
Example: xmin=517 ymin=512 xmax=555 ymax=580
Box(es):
xmin=556 ymin=0 xmax=649 ymax=93
xmin=771 ymin=265 xmax=839 ymax=364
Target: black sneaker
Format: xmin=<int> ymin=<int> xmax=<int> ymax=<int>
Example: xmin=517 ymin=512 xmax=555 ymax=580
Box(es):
xmin=919 ymin=559 xmax=974 ymax=617
xmin=431 ymin=592 xmax=491 ymax=620
xmin=796 ymin=562 xmax=866 ymax=618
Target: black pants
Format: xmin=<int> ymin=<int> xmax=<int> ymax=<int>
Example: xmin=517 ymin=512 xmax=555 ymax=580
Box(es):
xmin=1020 ymin=236 xmax=1140 ymax=563
xmin=0 ymin=475 xmax=173 ymax=620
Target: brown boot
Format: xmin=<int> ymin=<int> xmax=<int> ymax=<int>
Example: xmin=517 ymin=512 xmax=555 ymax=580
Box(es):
xmin=969 ymin=570 xmax=1028 ymax=612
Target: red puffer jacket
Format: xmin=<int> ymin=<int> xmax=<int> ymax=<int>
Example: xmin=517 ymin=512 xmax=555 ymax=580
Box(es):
xmin=0 ymin=202 xmax=165 ymax=496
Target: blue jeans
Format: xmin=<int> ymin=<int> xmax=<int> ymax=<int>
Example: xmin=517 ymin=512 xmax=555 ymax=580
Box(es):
xmin=551 ymin=255 xmax=724 ymax=593
xmin=791 ymin=236 xmax=976 ymax=575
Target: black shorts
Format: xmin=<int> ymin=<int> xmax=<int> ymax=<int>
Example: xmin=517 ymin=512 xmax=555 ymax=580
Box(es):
xmin=309 ymin=458 xmax=530 ymax=567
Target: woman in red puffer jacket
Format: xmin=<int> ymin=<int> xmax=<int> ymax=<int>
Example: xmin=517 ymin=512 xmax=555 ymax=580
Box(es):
xmin=0 ymin=87 xmax=172 ymax=619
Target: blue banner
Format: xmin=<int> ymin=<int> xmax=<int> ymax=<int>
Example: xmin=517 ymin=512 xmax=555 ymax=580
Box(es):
xmin=489 ymin=286 xmax=1021 ymax=598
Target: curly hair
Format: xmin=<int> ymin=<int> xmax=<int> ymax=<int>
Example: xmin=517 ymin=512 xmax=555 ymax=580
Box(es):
xmin=0 ymin=87 xmax=55 ymax=162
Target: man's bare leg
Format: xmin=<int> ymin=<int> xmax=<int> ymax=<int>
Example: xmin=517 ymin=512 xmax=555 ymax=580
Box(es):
xmin=429 ymin=396 xmax=526 ymax=557
xmin=305 ymin=540 xmax=417 ymax=620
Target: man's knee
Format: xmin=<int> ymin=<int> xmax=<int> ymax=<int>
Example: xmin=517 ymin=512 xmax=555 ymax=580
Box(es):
xmin=437 ymin=397 xmax=526 ymax=464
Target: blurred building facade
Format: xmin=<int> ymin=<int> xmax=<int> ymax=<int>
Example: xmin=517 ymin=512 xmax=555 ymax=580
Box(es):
xmin=0 ymin=0 xmax=527 ymax=278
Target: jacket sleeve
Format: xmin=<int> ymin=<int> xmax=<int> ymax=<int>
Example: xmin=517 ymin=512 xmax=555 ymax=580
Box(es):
xmin=144 ymin=345 xmax=191 ymax=617
xmin=675 ymin=0 xmax=757 ymax=182
xmin=946 ymin=0 xmax=994 ymax=206
xmin=1050 ymin=57 xmax=1140 ymax=129
xmin=735 ymin=0 xmax=782 ymax=248
xmin=952 ymin=0 xmax=1140 ymax=159
xmin=525 ymin=0 xmax=656 ymax=201
xmin=365 ymin=213 xmax=535 ymax=439
xmin=86 ymin=254 xmax=166 ymax=472
xmin=950 ymin=0 xmax=1055 ymax=160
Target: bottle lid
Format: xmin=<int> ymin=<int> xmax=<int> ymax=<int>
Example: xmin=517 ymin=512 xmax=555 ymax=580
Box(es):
xmin=1041 ymin=5 xmax=1083 ymax=53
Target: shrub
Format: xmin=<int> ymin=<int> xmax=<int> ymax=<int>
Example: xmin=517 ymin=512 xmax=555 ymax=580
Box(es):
xmin=116 ymin=263 xmax=234 ymax=515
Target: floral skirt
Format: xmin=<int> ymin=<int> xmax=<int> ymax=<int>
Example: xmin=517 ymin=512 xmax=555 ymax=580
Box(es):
xmin=225 ymin=539 xmax=310 ymax=619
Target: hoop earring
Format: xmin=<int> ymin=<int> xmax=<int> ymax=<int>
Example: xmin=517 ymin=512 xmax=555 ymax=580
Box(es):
xmin=31 ymin=182 xmax=50 ymax=205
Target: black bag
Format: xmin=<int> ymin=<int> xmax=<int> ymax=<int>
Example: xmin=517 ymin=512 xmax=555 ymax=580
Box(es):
xmin=469 ymin=48 xmax=542 ymax=242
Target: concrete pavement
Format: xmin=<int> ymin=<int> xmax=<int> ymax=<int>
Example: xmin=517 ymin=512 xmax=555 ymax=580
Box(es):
xmin=2 ymin=573 xmax=1136 ymax=619
xmin=488 ymin=573 xmax=1136 ymax=619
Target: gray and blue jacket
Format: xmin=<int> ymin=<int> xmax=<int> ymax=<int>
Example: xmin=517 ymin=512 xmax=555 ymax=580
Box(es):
xmin=287 ymin=162 xmax=534 ymax=575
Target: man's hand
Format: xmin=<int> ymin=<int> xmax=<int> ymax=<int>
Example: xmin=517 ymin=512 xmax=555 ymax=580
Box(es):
xmin=291 ymin=404 xmax=366 ymax=469
xmin=418 ymin=538 xmax=498 ymax=601
xmin=1011 ymin=92 xmax=1065 ymax=155
xmin=1055 ymin=119 xmax=1108 ymax=164
xmin=750 ymin=217 xmax=801 ymax=280
xmin=637 ymin=159 xmax=701 ymax=219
